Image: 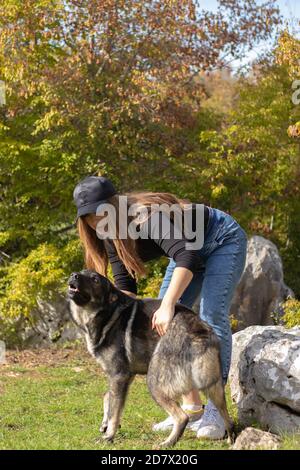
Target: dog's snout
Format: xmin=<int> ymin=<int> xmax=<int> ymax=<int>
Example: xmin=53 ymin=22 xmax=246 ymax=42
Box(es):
xmin=68 ymin=272 xmax=80 ymax=287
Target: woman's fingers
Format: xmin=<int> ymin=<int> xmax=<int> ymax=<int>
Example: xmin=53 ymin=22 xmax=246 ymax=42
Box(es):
xmin=157 ymin=325 xmax=163 ymax=336
xmin=152 ymin=311 xmax=171 ymax=335
xmin=153 ymin=316 xmax=161 ymax=335
xmin=155 ymin=322 xmax=165 ymax=337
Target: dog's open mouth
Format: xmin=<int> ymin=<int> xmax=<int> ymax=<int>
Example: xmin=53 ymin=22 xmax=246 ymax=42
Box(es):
xmin=69 ymin=283 xmax=80 ymax=293
xmin=68 ymin=282 xmax=91 ymax=304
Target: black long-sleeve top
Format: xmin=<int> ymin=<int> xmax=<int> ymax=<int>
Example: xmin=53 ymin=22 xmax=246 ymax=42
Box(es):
xmin=104 ymin=204 xmax=210 ymax=294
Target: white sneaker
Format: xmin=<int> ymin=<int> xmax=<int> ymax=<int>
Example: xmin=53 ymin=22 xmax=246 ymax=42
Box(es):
xmin=196 ymin=401 xmax=226 ymax=440
xmin=152 ymin=415 xmax=174 ymax=432
xmin=152 ymin=407 xmax=203 ymax=432
xmin=187 ymin=414 xmax=205 ymax=432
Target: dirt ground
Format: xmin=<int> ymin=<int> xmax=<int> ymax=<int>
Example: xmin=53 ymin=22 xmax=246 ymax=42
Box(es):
xmin=3 ymin=344 xmax=93 ymax=368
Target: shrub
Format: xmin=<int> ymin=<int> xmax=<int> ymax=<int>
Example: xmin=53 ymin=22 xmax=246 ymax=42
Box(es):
xmin=0 ymin=240 xmax=83 ymax=320
xmin=282 ymin=298 xmax=300 ymax=328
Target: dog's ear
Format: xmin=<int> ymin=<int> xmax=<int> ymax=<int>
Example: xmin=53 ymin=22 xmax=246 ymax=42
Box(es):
xmin=101 ymin=276 xmax=114 ymax=293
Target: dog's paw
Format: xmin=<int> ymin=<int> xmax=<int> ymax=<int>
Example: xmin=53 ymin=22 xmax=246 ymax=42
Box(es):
xmin=158 ymin=439 xmax=175 ymax=449
xmin=99 ymin=423 xmax=108 ymax=433
xmin=102 ymin=433 xmax=115 ymax=443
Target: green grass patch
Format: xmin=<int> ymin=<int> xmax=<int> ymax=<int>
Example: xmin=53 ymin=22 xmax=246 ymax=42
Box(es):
xmin=0 ymin=347 xmax=298 ymax=450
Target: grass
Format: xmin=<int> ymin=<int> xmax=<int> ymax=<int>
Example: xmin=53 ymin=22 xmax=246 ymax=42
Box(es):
xmin=0 ymin=345 xmax=299 ymax=450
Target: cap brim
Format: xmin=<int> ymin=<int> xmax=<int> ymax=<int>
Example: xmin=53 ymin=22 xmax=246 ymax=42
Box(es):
xmin=75 ymin=200 xmax=108 ymax=223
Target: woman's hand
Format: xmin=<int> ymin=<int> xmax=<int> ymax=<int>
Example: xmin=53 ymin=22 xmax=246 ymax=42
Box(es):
xmin=151 ymin=267 xmax=193 ymax=336
xmin=152 ymin=301 xmax=175 ymax=337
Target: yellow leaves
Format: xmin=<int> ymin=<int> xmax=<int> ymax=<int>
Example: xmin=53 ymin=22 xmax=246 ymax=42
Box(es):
xmin=282 ymin=298 xmax=300 ymax=328
xmin=276 ymin=31 xmax=300 ymax=78
xmin=0 ymin=231 xmax=11 ymax=247
xmin=141 ymin=276 xmax=163 ymax=299
xmin=32 ymin=109 xmax=65 ymax=135
xmin=0 ymin=239 xmax=83 ymax=319
xmin=230 ymin=314 xmax=239 ymax=333
xmin=287 ymin=122 xmax=300 ymax=139
xmin=199 ymin=130 xmax=218 ymax=144
xmin=211 ymin=183 xmax=228 ymax=200
xmin=0 ymin=121 xmax=9 ymax=132
xmin=227 ymin=124 xmax=239 ymax=136
xmin=0 ymin=243 xmax=67 ymax=319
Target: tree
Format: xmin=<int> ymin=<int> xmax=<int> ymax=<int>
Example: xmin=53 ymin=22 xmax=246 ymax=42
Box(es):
xmin=0 ymin=0 xmax=281 ymax=336
xmin=276 ymin=31 xmax=300 ymax=139
xmin=196 ymin=34 xmax=300 ymax=295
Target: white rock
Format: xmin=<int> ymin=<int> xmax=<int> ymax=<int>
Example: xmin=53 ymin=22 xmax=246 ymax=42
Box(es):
xmin=229 ymin=325 xmax=300 ymax=433
xmin=14 ymin=295 xmax=81 ymax=347
xmin=232 ymin=427 xmax=281 ymax=450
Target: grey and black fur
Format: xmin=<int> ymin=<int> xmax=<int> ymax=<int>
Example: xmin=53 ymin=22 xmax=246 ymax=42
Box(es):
xmin=68 ymin=269 xmax=234 ymax=447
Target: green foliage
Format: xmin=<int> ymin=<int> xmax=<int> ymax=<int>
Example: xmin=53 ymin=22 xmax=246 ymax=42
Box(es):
xmin=137 ymin=258 xmax=169 ymax=299
xmin=0 ymin=240 xmax=83 ymax=320
xmin=282 ymin=298 xmax=300 ymax=328
xmin=197 ymin=59 xmax=300 ymax=296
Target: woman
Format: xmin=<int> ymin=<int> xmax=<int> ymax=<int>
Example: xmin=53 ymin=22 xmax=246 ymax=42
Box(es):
xmin=73 ymin=175 xmax=247 ymax=440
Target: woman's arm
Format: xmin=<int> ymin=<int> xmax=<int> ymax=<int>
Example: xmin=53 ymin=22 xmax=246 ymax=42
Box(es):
xmin=104 ymin=239 xmax=138 ymax=295
xmin=152 ymin=266 xmax=193 ymax=336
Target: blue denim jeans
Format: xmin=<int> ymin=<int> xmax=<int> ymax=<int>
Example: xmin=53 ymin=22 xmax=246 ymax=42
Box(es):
xmin=158 ymin=207 xmax=247 ymax=383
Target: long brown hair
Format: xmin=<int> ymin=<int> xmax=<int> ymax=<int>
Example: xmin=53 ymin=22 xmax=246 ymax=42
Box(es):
xmin=77 ymin=191 xmax=191 ymax=282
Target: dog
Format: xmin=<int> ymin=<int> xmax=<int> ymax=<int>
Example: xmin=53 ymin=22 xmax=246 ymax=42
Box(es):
xmin=67 ymin=269 xmax=234 ymax=447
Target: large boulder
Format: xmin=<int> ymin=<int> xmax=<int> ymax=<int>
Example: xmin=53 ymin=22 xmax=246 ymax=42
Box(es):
xmin=16 ymin=295 xmax=80 ymax=347
xmin=230 ymin=236 xmax=293 ymax=329
xmin=229 ymin=325 xmax=300 ymax=434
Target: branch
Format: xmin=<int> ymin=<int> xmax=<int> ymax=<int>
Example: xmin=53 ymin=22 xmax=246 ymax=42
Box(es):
xmin=0 ymin=250 xmax=10 ymax=259
xmin=52 ymin=224 xmax=76 ymax=234
xmin=0 ymin=250 xmax=11 ymax=264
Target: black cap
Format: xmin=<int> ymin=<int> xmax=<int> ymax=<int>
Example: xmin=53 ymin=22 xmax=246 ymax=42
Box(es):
xmin=73 ymin=176 xmax=117 ymax=221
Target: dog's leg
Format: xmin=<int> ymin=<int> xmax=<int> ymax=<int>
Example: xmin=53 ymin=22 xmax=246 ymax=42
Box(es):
xmin=150 ymin=390 xmax=188 ymax=448
xmin=206 ymin=379 xmax=235 ymax=444
xmin=100 ymin=391 xmax=110 ymax=433
xmin=102 ymin=374 xmax=133 ymax=443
